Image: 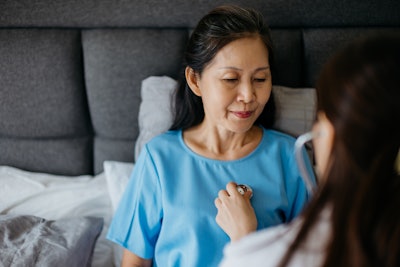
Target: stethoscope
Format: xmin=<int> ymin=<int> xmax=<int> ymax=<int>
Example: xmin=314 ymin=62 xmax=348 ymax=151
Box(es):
xmin=294 ymin=131 xmax=318 ymax=195
xmin=236 ymin=184 xmax=253 ymax=198
xmin=237 ymin=131 xmax=318 ymax=198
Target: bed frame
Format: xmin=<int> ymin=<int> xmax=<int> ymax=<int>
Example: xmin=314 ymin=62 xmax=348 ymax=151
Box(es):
xmin=1 ymin=0 xmax=399 ymax=176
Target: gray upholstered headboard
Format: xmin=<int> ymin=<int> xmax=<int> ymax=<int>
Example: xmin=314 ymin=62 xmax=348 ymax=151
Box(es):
xmin=1 ymin=0 xmax=399 ymax=175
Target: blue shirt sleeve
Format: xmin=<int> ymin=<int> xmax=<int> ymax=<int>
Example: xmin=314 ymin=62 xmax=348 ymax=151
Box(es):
xmin=106 ymin=146 xmax=162 ymax=259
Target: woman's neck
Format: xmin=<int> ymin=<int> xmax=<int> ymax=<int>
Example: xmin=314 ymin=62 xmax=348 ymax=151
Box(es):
xmin=182 ymin=124 xmax=263 ymax=160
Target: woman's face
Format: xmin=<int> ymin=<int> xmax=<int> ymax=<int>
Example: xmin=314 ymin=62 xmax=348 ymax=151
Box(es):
xmin=312 ymin=112 xmax=335 ymax=180
xmin=187 ymin=36 xmax=272 ymax=134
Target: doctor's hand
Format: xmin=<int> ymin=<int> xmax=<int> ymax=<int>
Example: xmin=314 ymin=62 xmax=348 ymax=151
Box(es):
xmin=215 ymin=182 xmax=257 ymax=242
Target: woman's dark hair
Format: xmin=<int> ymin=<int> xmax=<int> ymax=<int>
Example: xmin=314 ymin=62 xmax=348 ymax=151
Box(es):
xmin=279 ymin=33 xmax=400 ymax=267
xmin=170 ymin=5 xmax=275 ymax=130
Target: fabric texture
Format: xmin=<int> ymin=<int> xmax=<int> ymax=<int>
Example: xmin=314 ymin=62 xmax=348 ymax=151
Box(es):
xmin=134 ymin=76 xmax=176 ymax=161
xmin=273 ymin=85 xmax=316 ymax=136
xmin=0 ymin=214 xmax=103 ymax=267
xmin=1 ymin=1 xmax=398 ymax=28
xmin=107 ymin=128 xmax=314 ymax=267
xmin=103 ymin=160 xmax=135 ymax=267
xmin=103 ymin=160 xmax=134 ymax=213
xmin=0 ymin=29 xmax=92 ymax=176
xmin=0 ymin=165 xmax=114 ymax=267
xmin=219 ymin=209 xmax=331 ymax=267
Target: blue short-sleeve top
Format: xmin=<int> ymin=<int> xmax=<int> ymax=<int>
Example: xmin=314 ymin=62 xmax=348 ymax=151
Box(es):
xmin=107 ymin=128 xmax=314 ymax=267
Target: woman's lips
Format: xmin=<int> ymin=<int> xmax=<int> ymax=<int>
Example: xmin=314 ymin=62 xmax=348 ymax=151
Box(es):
xmin=232 ymin=111 xmax=252 ymax=119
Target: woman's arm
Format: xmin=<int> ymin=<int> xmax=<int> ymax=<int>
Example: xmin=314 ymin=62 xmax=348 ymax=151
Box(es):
xmin=215 ymin=182 xmax=257 ymax=242
xmin=121 ymin=249 xmax=152 ymax=267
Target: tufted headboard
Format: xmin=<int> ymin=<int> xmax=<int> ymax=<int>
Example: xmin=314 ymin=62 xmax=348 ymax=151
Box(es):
xmin=1 ymin=0 xmax=399 ymax=175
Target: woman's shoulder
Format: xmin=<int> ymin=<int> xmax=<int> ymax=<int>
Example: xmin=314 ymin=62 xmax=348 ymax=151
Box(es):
xmin=145 ymin=129 xmax=181 ymax=146
xmin=141 ymin=129 xmax=184 ymax=157
xmin=263 ymin=128 xmax=297 ymax=142
xmin=135 ymin=129 xmax=184 ymax=166
xmin=260 ymin=128 xmax=297 ymax=151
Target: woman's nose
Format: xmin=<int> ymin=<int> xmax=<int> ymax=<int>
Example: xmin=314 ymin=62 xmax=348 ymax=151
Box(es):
xmin=237 ymin=82 xmax=255 ymax=103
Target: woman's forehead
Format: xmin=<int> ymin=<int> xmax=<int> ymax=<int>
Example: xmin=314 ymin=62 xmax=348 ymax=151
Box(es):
xmin=207 ymin=37 xmax=269 ymax=70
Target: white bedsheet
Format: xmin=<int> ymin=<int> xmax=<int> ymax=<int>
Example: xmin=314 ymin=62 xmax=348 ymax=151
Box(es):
xmin=0 ymin=165 xmax=114 ymax=267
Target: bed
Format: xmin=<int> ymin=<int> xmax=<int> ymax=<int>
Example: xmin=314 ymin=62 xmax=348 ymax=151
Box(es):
xmin=1 ymin=0 xmax=399 ymax=266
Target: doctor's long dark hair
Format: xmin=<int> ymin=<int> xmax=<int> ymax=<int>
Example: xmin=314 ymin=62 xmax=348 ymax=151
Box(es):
xmin=169 ymin=5 xmax=275 ymax=130
xmin=279 ymin=33 xmax=400 ymax=267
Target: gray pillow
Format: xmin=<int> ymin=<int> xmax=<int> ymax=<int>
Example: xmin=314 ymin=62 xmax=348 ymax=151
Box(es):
xmin=0 ymin=214 xmax=103 ymax=267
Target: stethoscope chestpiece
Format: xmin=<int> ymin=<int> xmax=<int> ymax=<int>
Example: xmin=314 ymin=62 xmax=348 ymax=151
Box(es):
xmin=236 ymin=184 xmax=253 ymax=199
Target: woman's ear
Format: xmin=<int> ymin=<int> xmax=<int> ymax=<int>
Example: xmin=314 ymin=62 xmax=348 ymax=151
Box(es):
xmin=185 ymin=66 xmax=202 ymax=96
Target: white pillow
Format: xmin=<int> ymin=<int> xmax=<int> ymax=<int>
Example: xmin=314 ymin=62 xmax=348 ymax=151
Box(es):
xmin=103 ymin=160 xmax=135 ymax=267
xmin=134 ymin=76 xmax=177 ymax=161
xmin=133 ymin=76 xmax=317 ymax=158
xmin=0 ymin=165 xmax=114 ymax=267
xmin=103 ymin=160 xmax=134 ymax=213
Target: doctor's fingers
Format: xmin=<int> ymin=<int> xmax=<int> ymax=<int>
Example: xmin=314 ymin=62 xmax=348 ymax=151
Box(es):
xmin=226 ymin=181 xmax=239 ymax=195
xmin=214 ymin=196 xmax=222 ymax=208
xmin=218 ymin=188 xmax=231 ymax=200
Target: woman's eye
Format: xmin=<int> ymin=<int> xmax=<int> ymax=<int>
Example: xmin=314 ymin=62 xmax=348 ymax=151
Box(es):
xmin=254 ymin=78 xmax=266 ymax=82
xmin=224 ymin=78 xmax=238 ymax=83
